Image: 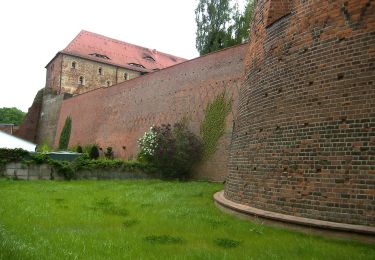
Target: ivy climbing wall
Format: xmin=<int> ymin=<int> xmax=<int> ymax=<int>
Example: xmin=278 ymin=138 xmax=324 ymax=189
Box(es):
xmin=225 ymin=0 xmax=375 ymax=226
xmin=54 ymin=44 xmax=246 ymax=181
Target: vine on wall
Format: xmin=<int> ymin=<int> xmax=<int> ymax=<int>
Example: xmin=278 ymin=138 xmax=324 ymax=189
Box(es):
xmin=200 ymin=92 xmax=232 ymax=161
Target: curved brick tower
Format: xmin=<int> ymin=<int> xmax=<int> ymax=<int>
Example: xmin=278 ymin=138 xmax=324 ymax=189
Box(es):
xmin=224 ymin=0 xmax=375 ymax=226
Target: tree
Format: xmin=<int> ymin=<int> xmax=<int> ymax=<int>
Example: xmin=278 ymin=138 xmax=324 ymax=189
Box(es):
xmin=58 ymin=116 xmax=72 ymax=150
xmin=231 ymin=0 xmax=254 ymax=44
xmin=195 ymin=0 xmax=254 ymax=56
xmin=0 ymin=107 xmax=26 ymax=125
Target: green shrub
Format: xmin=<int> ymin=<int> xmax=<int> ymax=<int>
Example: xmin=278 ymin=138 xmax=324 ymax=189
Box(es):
xmin=58 ymin=116 xmax=72 ymax=150
xmin=89 ymin=145 xmax=100 ymax=160
xmin=0 ymin=148 xmax=152 ymax=180
xmin=37 ymin=140 xmax=52 ymax=153
xmin=104 ymin=147 xmax=114 ymax=159
xmin=76 ymin=145 xmax=83 ymax=153
xmin=0 ymin=148 xmax=29 ymax=163
xmin=138 ymin=122 xmax=202 ymax=179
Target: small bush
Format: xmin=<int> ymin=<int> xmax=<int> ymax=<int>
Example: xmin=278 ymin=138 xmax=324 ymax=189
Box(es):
xmin=37 ymin=140 xmax=52 ymax=153
xmin=104 ymin=147 xmax=114 ymax=160
xmin=89 ymin=145 xmax=100 ymax=160
xmin=76 ymin=145 xmax=83 ymax=153
xmin=138 ymin=122 xmax=202 ymax=179
xmin=0 ymin=148 xmax=29 ymax=162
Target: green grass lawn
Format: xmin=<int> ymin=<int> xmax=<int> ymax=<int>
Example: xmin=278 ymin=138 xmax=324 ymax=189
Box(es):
xmin=0 ymin=179 xmax=374 ymax=259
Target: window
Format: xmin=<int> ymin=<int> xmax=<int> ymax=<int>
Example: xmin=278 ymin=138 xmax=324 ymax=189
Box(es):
xmin=98 ymin=67 xmax=103 ymax=75
xmin=128 ymin=63 xmax=145 ymax=69
xmin=124 ymin=73 xmax=129 ymax=80
xmin=143 ymin=55 xmax=155 ymax=62
xmin=89 ymin=53 xmax=110 ymax=60
xmin=106 ymin=80 xmax=111 ymax=87
xmin=72 ymin=61 xmax=77 ymax=69
xmin=78 ymin=76 xmax=85 ymax=86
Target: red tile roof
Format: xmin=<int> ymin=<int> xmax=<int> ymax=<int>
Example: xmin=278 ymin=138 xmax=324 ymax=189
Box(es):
xmin=52 ymin=30 xmax=187 ymax=72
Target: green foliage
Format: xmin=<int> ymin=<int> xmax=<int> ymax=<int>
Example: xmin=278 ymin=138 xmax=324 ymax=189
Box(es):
xmin=200 ymin=93 xmax=232 ymax=160
xmin=0 ymin=148 xmax=30 ymax=172
xmin=89 ymin=145 xmax=100 ymax=160
xmin=195 ymin=0 xmax=254 ymax=55
xmin=0 ymin=148 xmax=29 ymax=161
xmin=0 ymin=107 xmax=26 ymax=125
xmin=72 ymin=156 xmax=153 ymax=173
xmin=58 ymin=116 xmax=72 ymax=150
xmin=138 ymin=123 xmax=202 ymax=179
xmin=104 ymin=147 xmax=114 ymax=160
xmin=0 ymin=148 xmax=153 ymax=180
xmin=230 ymin=0 xmax=254 ymax=44
xmin=76 ymin=145 xmax=83 ymax=153
xmin=37 ymin=140 xmax=52 ymax=153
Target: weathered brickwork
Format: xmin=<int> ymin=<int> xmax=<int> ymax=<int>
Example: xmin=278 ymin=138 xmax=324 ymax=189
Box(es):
xmin=45 ymin=55 xmax=63 ymax=93
xmin=53 ymin=45 xmax=246 ymax=181
xmin=15 ymin=91 xmax=43 ymax=143
xmin=45 ymin=54 xmax=141 ymax=95
xmin=225 ymin=0 xmax=375 ymax=226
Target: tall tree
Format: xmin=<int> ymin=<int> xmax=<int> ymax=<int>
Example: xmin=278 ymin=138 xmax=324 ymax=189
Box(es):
xmin=58 ymin=116 xmax=72 ymax=150
xmin=195 ymin=0 xmax=254 ymax=56
xmin=231 ymin=0 xmax=254 ymax=44
xmin=0 ymin=107 xmax=26 ymax=125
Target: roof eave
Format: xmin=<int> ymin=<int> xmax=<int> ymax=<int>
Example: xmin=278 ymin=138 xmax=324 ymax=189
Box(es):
xmin=60 ymin=51 xmax=152 ymax=73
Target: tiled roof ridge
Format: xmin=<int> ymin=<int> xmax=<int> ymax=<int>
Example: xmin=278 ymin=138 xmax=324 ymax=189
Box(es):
xmin=65 ymin=30 xmax=187 ymax=61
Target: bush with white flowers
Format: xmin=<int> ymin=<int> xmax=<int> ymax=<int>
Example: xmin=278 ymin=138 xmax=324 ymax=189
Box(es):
xmin=137 ymin=123 xmax=202 ymax=179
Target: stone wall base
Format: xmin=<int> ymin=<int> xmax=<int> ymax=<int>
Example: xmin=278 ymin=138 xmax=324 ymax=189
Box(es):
xmin=214 ymin=191 xmax=375 ymax=244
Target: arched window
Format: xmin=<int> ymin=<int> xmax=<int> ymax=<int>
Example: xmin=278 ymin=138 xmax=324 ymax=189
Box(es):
xmin=78 ymin=76 xmax=85 ymax=86
xmin=106 ymin=80 xmax=111 ymax=87
xmin=124 ymin=73 xmax=129 ymax=80
xmin=71 ymin=61 xmax=77 ymax=69
xmin=98 ymin=67 xmax=103 ymax=75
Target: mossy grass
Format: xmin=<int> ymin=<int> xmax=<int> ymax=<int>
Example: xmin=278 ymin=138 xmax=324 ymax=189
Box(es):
xmin=0 ymin=180 xmax=374 ymax=259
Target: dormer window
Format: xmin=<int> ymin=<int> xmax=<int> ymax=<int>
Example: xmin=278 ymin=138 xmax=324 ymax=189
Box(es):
xmin=143 ymin=55 xmax=155 ymax=62
xmin=106 ymin=80 xmax=111 ymax=87
xmin=89 ymin=53 xmax=110 ymax=60
xmin=78 ymin=76 xmax=85 ymax=86
xmin=71 ymin=61 xmax=77 ymax=69
xmin=124 ymin=73 xmax=129 ymax=80
xmin=98 ymin=67 xmax=103 ymax=75
xmin=128 ymin=63 xmax=145 ymax=69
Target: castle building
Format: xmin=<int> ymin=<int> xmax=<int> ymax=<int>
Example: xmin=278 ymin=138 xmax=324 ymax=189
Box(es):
xmin=45 ymin=30 xmax=187 ymax=95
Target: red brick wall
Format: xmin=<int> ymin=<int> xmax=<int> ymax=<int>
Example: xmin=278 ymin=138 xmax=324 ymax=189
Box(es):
xmin=54 ymin=44 xmax=246 ymax=181
xmin=225 ymin=0 xmax=375 ymax=226
xmin=15 ymin=90 xmax=43 ymax=143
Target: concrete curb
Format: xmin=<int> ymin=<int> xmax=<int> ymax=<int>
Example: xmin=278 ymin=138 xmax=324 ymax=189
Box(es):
xmin=214 ymin=191 xmax=375 ymax=236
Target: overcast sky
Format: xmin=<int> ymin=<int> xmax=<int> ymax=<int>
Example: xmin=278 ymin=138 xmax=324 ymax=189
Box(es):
xmin=0 ymin=0 xmax=201 ymax=112
xmin=1 ymin=0 xmax=247 ymax=112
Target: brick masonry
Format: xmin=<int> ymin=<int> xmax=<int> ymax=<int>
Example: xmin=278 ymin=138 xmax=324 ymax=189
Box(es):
xmin=53 ymin=44 xmax=246 ymax=181
xmin=15 ymin=91 xmax=43 ymax=143
xmin=225 ymin=0 xmax=375 ymax=226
